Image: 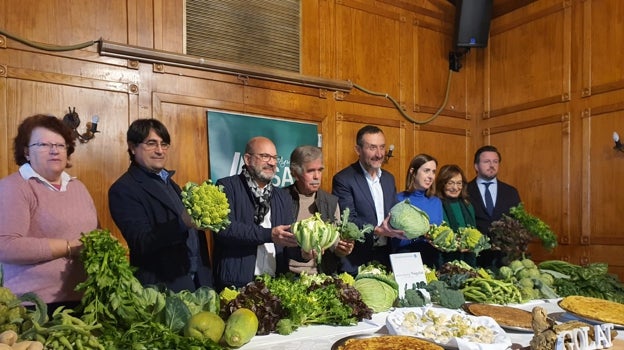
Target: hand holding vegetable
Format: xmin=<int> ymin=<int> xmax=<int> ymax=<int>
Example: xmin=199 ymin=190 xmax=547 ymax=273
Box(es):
xmin=271 ymin=224 xmax=298 ymax=247
xmin=334 ymin=239 xmax=354 ymax=257
xmin=375 ymin=215 xmax=406 ymax=239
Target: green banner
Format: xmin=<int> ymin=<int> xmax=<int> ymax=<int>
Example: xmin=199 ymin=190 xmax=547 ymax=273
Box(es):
xmin=207 ymin=111 xmax=318 ymax=187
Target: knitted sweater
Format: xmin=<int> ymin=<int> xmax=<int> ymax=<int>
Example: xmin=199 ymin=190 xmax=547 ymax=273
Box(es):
xmin=0 ymin=171 xmax=97 ymax=303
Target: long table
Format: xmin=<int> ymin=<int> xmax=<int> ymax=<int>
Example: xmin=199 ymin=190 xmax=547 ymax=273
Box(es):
xmin=241 ymin=299 xmax=624 ymax=350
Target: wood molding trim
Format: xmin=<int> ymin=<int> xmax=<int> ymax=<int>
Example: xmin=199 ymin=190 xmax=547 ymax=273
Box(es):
xmin=491 ymin=0 xmax=569 ymax=35
xmin=415 ymin=123 xmax=469 ymax=136
xmin=338 ymin=112 xmax=402 ymax=128
xmin=487 ymin=95 xmax=567 ymax=119
xmin=8 ymin=66 xmax=132 ymax=93
xmin=487 ymin=113 xmax=567 ymax=135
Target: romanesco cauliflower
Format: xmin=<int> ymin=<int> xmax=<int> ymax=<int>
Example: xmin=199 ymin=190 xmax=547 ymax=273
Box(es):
xmin=181 ymin=180 xmax=231 ymax=232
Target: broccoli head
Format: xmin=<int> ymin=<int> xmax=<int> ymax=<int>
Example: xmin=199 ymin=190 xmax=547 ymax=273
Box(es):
xmin=399 ymin=288 xmax=427 ymax=307
xmin=437 ymin=288 xmax=465 ymax=309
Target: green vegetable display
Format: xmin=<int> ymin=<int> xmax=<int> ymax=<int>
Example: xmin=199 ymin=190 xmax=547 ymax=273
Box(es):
xmin=353 ymin=264 xmax=399 ymax=313
xmin=291 ymin=213 xmax=339 ymax=263
xmin=389 ymin=200 xmax=431 ymax=239
xmin=498 ymin=258 xmax=558 ymax=301
xmin=256 ymin=273 xmax=372 ymax=334
xmin=461 ymin=277 xmax=524 ymax=304
xmin=539 ymin=260 xmax=624 ymax=303
xmin=74 ymin=229 xmax=223 ymax=349
xmin=181 ymin=180 xmax=231 ymax=232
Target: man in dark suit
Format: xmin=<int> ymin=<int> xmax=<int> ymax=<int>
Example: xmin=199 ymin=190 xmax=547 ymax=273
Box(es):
xmin=109 ymin=119 xmax=213 ymax=292
xmin=214 ymin=136 xmax=298 ymax=290
xmin=332 ymin=125 xmax=404 ymax=275
xmin=467 ymin=145 xmax=521 ymax=268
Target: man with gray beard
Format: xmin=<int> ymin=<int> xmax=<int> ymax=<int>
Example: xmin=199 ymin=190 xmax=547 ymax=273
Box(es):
xmin=214 ymin=136 xmax=298 ymax=290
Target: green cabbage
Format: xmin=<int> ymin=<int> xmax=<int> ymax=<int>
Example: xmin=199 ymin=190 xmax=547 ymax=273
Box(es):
xmin=353 ymin=264 xmax=398 ymax=312
xmin=389 ymin=199 xmax=431 ymax=239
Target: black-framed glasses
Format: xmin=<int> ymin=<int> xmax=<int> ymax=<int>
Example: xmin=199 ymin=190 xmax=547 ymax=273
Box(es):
xmin=141 ymin=140 xmax=171 ymax=150
xmin=28 ymin=142 xmax=67 ymax=151
xmin=250 ymin=153 xmax=282 ymax=162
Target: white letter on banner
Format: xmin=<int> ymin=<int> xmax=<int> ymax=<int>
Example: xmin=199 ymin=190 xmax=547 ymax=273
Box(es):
xmin=229 ymin=152 xmax=242 ymax=176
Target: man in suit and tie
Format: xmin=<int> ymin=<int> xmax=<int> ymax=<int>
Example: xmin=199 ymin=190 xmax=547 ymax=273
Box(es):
xmin=109 ymin=119 xmax=213 ymax=292
xmin=332 ymin=125 xmax=404 ymax=275
xmin=467 ymin=145 xmax=521 ymax=268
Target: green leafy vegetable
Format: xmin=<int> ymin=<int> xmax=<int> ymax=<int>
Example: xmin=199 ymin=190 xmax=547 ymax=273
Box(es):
xmin=509 ymin=203 xmax=557 ymax=250
xmin=76 ymin=229 xmax=223 ymax=350
xmin=337 ymin=208 xmax=372 ymax=243
xmin=258 ymin=273 xmax=371 ymax=334
xmin=389 ymin=199 xmax=431 ymax=239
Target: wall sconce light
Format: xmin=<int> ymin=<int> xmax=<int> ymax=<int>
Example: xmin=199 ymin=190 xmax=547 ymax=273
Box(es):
xmin=614 ymin=132 xmax=624 ymax=152
xmin=384 ymin=144 xmax=395 ymax=163
xmin=62 ymin=107 xmax=100 ymax=143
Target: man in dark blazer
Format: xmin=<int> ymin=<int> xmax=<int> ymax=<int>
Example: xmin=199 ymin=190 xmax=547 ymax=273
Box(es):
xmin=214 ymin=136 xmax=298 ymax=290
xmin=467 ymin=145 xmax=521 ymax=268
xmin=109 ymin=119 xmax=213 ymax=292
xmin=332 ymin=125 xmax=404 ymax=275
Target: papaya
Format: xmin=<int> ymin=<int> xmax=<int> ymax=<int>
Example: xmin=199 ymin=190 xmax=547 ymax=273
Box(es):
xmin=223 ymin=308 xmax=259 ymax=347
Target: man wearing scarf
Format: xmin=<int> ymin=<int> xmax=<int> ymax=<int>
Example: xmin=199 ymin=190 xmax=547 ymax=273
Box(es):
xmin=214 ymin=136 xmax=298 ymax=290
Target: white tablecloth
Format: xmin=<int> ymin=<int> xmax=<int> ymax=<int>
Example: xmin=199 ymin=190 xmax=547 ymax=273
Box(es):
xmin=240 ymin=299 xmax=624 ymax=350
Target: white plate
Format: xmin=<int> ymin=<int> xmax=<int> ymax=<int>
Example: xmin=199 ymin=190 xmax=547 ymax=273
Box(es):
xmin=386 ymin=307 xmax=512 ymax=350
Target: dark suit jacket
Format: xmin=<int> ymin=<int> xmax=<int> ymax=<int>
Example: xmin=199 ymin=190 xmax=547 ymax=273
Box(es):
xmin=467 ymin=178 xmax=521 ymax=236
xmin=332 ymin=162 xmax=398 ymax=274
xmin=108 ymin=163 xmax=212 ymax=292
xmin=214 ymin=173 xmax=293 ymax=290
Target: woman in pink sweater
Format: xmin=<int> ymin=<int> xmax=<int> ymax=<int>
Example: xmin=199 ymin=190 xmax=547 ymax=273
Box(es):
xmin=0 ymin=114 xmax=97 ymax=311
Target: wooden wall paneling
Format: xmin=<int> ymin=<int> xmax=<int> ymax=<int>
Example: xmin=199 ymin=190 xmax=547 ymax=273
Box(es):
xmin=1 ymin=0 xmax=129 ymax=47
xmin=154 ymin=0 xmax=184 ymax=53
xmin=242 ymin=86 xmax=328 ymax=123
xmin=334 ymin=0 xmax=402 ymax=95
xmin=412 ymin=15 xmax=455 ymax=113
xmin=587 ymin=0 xmax=624 ymax=96
xmin=128 ymin=0 xmax=155 ymax=48
xmin=583 ymin=105 xmax=624 ymax=246
xmin=488 ymin=0 xmax=569 ymax=115
xmin=301 ymin=0 xmax=322 ymax=78
xmin=415 ymin=124 xmax=471 ymax=173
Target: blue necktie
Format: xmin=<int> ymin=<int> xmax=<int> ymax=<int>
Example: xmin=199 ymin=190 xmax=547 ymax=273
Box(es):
xmin=483 ymin=182 xmax=494 ymax=216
